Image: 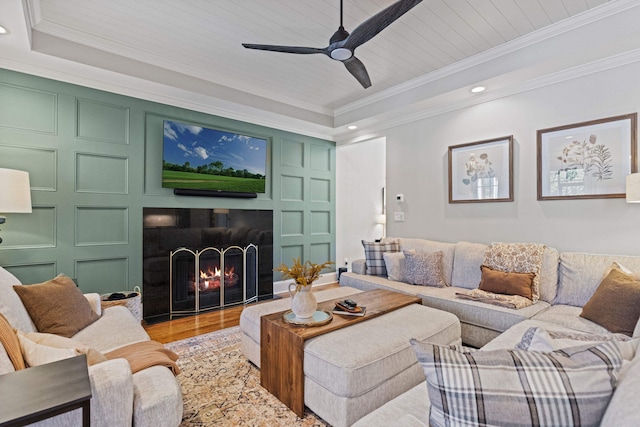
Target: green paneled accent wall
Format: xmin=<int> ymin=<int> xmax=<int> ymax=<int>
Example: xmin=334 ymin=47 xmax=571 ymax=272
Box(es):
xmin=0 ymin=68 xmax=335 ymax=293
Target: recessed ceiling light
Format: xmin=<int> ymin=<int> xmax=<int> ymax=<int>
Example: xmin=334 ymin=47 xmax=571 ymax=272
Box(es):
xmin=0 ymin=25 xmax=8 ymax=35
xmin=347 ymin=125 xmax=357 ymax=130
xmin=470 ymin=86 xmax=486 ymax=93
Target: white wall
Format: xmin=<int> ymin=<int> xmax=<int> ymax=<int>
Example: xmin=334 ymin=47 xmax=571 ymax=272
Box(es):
xmin=336 ymin=137 xmax=386 ymax=270
xmin=380 ymin=61 xmax=640 ymax=256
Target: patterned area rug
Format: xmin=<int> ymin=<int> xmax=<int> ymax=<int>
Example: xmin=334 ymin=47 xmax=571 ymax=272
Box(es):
xmin=165 ymin=326 xmax=329 ymax=426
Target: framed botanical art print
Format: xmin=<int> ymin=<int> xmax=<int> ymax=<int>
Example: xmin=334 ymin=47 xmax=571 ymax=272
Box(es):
xmin=448 ymin=136 xmax=514 ymax=203
xmin=537 ymin=113 xmax=637 ymax=200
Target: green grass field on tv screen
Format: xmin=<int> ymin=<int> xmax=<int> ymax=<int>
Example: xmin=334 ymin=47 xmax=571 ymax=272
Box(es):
xmin=162 ymin=170 xmax=266 ymax=193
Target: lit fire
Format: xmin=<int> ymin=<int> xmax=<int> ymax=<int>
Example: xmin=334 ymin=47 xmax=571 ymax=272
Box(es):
xmin=190 ymin=265 xmax=239 ymax=292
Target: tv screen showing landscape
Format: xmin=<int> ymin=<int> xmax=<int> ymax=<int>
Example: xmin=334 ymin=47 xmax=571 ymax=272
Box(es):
xmin=162 ymin=120 xmax=268 ymax=193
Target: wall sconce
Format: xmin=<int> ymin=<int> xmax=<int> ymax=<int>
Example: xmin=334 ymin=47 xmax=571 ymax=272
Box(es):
xmin=0 ymin=168 xmax=32 ymax=244
xmin=626 ymin=173 xmax=640 ymax=203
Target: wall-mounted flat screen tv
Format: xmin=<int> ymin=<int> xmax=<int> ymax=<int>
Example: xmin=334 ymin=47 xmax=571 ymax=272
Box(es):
xmin=162 ymin=120 xmax=268 ymax=194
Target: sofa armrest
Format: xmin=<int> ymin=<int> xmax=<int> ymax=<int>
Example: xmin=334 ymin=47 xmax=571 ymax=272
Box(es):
xmin=352 ymin=259 xmax=367 ymax=275
xmin=87 ymin=358 xmax=134 ymax=426
xmin=84 ymin=293 xmax=102 ymax=317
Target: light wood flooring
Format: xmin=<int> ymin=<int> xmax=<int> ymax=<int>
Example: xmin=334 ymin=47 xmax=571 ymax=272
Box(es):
xmin=144 ymin=283 xmax=339 ymax=344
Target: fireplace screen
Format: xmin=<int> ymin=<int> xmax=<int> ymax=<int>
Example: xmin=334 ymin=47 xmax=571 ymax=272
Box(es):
xmin=170 ymin=244 xmax=258 ymax=315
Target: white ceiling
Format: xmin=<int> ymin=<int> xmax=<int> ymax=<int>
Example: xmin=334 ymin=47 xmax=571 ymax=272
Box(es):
xmin=1 ymin=0 xmax=639 ymax=143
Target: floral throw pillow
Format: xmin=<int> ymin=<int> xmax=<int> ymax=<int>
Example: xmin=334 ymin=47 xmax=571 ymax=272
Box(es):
xmin=484 ymin=242 xmax=545 ymax=302
xmin=404 ymin=250 xmax=447 ymax=287
xmin=362 ymin=240 xmax=399 ymax=276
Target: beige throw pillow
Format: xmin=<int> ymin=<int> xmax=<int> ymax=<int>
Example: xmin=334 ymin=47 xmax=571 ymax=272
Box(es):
xmin=24 ymin=331 xmax=107 ymax=365
xmin=580 ymin=269 xmax=640 ymax=336
xmin=17 ymin=332 xmax=77 ymax=367
xmin=13 ymin=274 xmax=100 ymax=338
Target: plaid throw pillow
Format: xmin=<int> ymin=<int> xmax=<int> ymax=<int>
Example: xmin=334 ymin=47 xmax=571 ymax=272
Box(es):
xmin=362 ymin=240 xmax=399 ymax=276
xmin=411 ymin=339 xmax=623 ymax=427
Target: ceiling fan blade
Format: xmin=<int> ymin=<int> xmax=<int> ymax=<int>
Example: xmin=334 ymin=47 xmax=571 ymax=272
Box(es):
xmin=343 ymin=0 xmax=422 ymax=50
xmin=343 ymin=57 xmax=371 ymax=88
xmin=242 ymin=44 xmax=327 ymax=55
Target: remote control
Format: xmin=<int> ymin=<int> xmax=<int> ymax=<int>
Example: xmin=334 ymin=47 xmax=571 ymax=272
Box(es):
xmin=344 ymin=299 xmax=357 ymax=308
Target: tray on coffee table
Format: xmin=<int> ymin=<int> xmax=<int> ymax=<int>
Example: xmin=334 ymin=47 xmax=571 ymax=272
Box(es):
xmin=282 ymin=309 xmax=333 ymax=326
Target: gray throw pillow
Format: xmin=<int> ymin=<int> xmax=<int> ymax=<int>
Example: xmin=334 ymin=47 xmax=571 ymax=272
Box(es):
xmin=383 ymin=251 xmax=405 ymax=282
xmin=403 ymin=250 xmax=447 ymax=287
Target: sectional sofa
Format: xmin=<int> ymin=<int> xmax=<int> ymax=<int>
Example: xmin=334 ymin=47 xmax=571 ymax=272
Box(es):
xmin=0 ymin=266 xmax=183 ymax=427
xmin=340 ymin=237 xmax=640 ymax=426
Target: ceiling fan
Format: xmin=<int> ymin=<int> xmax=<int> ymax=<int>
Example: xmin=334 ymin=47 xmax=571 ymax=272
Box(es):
xmin=242 ymin=0 xmax=423 ymax=89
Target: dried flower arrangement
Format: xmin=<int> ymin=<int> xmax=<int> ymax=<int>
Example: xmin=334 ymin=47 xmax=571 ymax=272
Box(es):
xmin=274 ymin=257 xmax=334 ymax=292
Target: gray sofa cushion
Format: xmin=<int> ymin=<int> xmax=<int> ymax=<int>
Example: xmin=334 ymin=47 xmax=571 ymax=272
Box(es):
xmin=351 ymin=383 xmax=429 ymax=427
xmin=304 ymin=304 xmax=461 ymax=399
xmin=451 ymin=241 xmax=487 ymax=289
xmin=422 ymin=286 xmax=550 ymax=334
xmin=600 ymin=347 xmax=640 ymax=426
xmin=531 ymin=305 xmax=611 ymax=335
xmin=397 ymin=238 xmax=456 ymax=286
xmin=0 ymin=268 xmax=36 ymax=333
xmin=339 ymin=272 xmax=431 ymax=298
xmin=72 ymin=306 xmax=150 ymax=353
xmin=555 ymin=252 xmax=640 ymax=307
xmin=538 ymin=246 xmax=560 ymax=303
xmin=303 ymin=304 xmax=460 ymax=427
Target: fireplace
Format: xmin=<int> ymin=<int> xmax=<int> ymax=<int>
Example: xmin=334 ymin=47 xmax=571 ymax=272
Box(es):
xmin=170 ymin=244 xmax=258 ymax=314
xmin=143 ymin=208 xmax=273 ymax=323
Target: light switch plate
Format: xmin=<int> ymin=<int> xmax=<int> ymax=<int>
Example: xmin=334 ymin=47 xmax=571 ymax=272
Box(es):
xmin=394 ymin=212 xmax=405 ymax=222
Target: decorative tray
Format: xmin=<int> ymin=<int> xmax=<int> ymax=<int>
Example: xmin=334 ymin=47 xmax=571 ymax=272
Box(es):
xmin=282 ymin=309 xmax=333 ymax=326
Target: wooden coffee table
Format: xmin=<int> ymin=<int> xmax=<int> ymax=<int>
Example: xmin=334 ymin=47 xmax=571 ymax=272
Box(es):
xmin=260 ymin=288 xmax=421 ymax=417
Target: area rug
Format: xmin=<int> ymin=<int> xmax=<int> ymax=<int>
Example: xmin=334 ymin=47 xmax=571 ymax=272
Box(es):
xmin=164 ymin=326 xmax=329 ymax=426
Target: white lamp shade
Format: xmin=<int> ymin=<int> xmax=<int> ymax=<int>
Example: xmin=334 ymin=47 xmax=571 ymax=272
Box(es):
xmin=0 ymin=168 xmax=32 ymax=213
xmin=626 ymin=173 xmax=640 ymax=203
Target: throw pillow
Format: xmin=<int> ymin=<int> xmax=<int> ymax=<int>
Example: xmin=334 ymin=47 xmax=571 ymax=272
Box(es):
xmin=484 ymin=242 xmax=544 ymax=302
xmin=24 ymin=331 xmax=107 ymax=365
xmin=516 ymin=327 xmax=638 ymax=361
xmin=411 ymin=339 xmax=623 ymax=427
xmin=0 ymin=312 xmax=25 ymax=370
xmin=13 ymin=274 xmax=100 ymax=338
xmin=580 ymin=268 xmax=640 ymax=336
xmin=362 ymin=240 xmax=399 ymax=276
xmin=478 ymin=265 xmax=535 ymax=300
xmin=603 ymin=261 xmax=640 ymax=280
xmin=404 ymin=250 xmax=447 ymax=287
xmin=382 ymin=251 xmax=406 ymax=282
xmin=17 ymin=332 xmax=77 ymax=367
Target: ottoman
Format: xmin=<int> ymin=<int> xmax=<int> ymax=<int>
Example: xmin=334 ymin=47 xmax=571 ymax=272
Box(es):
xmin=239 ymin=286 xmax=363 ymax=367
xmin=304 ymin=304 xmax=461 ymax=427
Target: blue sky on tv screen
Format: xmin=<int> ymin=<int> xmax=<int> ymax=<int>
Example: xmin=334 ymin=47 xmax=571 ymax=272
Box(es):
xmin=163 ymin=120 xmax=267 ymax=175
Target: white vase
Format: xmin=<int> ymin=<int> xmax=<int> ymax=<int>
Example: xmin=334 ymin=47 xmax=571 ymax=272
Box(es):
xmin=288 ymin=283 xmax=317 ymax=319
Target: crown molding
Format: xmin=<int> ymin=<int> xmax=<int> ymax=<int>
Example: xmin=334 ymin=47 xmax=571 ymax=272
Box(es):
xmin=335 ymin=0 xmax=640 ymax=118
xmin=25 ymin=0 xmax=333 ymax=118
xmin=335 ymin=48 xmax=640 ymax=145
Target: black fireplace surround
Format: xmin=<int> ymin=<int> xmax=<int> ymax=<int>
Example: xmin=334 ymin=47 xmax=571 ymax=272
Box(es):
xmin=143 ymin=208 xmax=273 ymax=323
